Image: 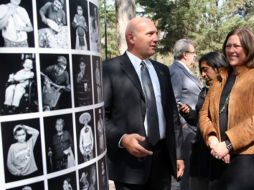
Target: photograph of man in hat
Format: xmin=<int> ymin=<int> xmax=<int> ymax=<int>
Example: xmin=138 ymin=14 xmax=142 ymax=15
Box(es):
xmin=41 ymin=55 xmax=71 ymax=111
xmin=78 ymin=111 xmax=94 ymax=162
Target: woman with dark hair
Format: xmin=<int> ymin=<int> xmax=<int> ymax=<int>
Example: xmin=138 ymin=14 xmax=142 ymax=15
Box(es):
xmin=199 ymin=28 xmax=254 ymax=190
xmin=178 ymin=51 xmax=229 ymax=190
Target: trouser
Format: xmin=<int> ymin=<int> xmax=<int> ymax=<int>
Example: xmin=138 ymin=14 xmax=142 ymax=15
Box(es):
xmin=5 ymin=84 xmax=25 ymax=107
xmin=115 ymin=140 xmax=172 ymax=190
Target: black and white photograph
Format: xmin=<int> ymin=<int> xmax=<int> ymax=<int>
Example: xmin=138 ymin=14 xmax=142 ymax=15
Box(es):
xmin=70 ymin=0 xmax=89 ymax=50
xmin=37 ymin=0 xmax=69 ymax=49
xmin=76 ymin=110 xmax=95 ymax=164
xmin=43 ymin=114 xmax=75 ymax=173
xmin=1 ymin=118 xmax=43 ymax=182
xmin=6 ymin=181 xmax=44 ymax=190
xmin=72 ymin=54 xmax=92 ymax=107
xmin=0 ymin=0 xmax=34 ymax=47
xmin=40 ymin=54 xmax=72 ymax=111
xmin=48 ymin=172 xmax=77 ymax=190
xmin=0 ymin=0 xmax=104 ymax=189
xmin=89 ymin=2 xmax=99 ymax=52
xmin=79 ymin=164 xmax=97 ymax=190
xmin=0 ymin=53 xmax=38 ymax=115
xmin=95 ymin=108 xmax=105 ymax=155
xmin=92 ymin=56 xmax=102 ymax=103
xmin=98 ymin=158 xmax=108 ymax=190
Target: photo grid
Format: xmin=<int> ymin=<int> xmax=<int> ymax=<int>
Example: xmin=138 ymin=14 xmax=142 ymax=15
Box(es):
xmin=0 ymin=0 xmax=107 ymax=189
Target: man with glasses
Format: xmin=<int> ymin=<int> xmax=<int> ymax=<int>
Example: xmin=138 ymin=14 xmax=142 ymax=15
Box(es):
xmin=169 ymin=39 xmax=203 ymax=190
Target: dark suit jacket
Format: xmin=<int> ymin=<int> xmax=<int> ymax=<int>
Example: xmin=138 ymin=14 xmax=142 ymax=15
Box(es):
xmin=103 ymin=53 xmax=183 ymax=184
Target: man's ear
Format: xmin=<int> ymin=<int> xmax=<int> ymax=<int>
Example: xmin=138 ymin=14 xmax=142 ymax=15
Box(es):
xmin=127 ymin=32 xmax=135 ymax=45
xmin=182 ymin=52 xmax=188 ymax=60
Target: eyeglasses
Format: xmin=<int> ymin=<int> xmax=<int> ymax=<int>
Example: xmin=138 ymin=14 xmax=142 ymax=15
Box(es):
xmin=225 ymin=44 xmax=242 ymax=49
xmin=185 ymin=51 xmax=196 ymax=54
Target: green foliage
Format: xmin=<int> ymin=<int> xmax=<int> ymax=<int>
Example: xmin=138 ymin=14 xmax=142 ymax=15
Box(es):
xmin=99 ymin=0 xmax=118 ymax=60
xmin=137 ymin=0 xmax=254 ymax=55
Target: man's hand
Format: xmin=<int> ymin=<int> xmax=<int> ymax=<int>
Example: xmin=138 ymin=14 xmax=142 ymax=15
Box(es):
xmin=176 ymin=160 xmax=185 ymax=180
xmin=121 ymin=134 xmax=153 ymax=158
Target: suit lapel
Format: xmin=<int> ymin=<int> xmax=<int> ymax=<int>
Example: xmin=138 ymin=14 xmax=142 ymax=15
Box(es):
xmin=174 ymin=61 xmax=203 ymax=89
xmin=120 ymin=54 xmax=145 ymax=100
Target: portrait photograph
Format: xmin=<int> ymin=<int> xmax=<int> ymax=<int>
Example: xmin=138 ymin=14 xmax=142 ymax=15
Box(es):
xmin=6 ymin=181 xmax=44 ymax=190
xmin=0 ymin=53 xmax=38 ymax=116
xmin=0 ymin=0 xmax=34 ymax=47
xmin=69 ymin=0 xmax=90 ymax=50
xmin=92 ymin=56 xmax=102 ymax=104
xmin=36 ymin=0 xmax=69 ymax=49
xmin=39 ymin=54 xmax=72 ymax=111
xmin=98 ymin=157 xmax=108 ymax=190
xmin=43 ymin=113 xmax=75 ymax=173
xmin=72 ymin=54 xmax=92 ymax=107
xmin=79 ymin=164 xmax=97 ymax=190
xmin=47 ymin=171 xmax=77 ymax=190
xmin=1 ymin=118 xmax=43 ymax=182
xmin=95 ymin=107 xmax=106 ymax=156
xmin=89 ymin=2 xmax=99 ymax=52
xmin=75 ymin=110 xmax=95 ymax=164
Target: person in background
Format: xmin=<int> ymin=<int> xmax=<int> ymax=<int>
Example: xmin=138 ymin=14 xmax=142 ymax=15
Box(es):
xmin=169 ymin=39 xmax=202 ymax=190
xmin=178 ymin=52 xmax=229 ymax=190
xmin=199 ymin=28 xmax=254 ymax=190
xmin=103 ymin=17 xmax=184 ymax=190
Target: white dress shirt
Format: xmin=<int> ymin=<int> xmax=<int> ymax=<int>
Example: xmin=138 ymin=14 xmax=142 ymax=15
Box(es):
xmin=126 ymin=51 xmax=166 ymax=139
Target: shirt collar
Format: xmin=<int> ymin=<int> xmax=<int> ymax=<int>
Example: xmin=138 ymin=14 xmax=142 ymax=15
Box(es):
xmin=177 ymin=60 xmax=193 ymax=74
xmin=126 ymin=51 xmax=151 ymax=70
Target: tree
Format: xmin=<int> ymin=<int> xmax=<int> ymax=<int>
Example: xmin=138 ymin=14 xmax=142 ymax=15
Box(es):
xmin=99 ymin=0 xmax=118 ymax=59
xmin=115 ymin=0 xmax=136 ymax=54
xmin=137 ymin=0 xmax=254 ymax=55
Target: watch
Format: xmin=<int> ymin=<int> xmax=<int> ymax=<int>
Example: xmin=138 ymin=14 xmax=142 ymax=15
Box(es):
xmin=225 ymin=140 xmax=233 ymax=152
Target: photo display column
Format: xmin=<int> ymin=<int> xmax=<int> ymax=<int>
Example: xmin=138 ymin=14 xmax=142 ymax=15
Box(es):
xmin=0 ymin=0 xmax=108 ymax=189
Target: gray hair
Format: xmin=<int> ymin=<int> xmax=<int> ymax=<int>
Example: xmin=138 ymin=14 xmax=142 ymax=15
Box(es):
xmin=173 ymin=39 xmax=194 ymax=59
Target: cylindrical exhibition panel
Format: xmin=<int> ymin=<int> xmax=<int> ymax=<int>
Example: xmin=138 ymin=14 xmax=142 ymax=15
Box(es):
xmin=0 ymin=0 xmax=108 ymax=189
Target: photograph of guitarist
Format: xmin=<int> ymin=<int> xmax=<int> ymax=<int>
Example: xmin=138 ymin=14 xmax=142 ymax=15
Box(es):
xmin=41 ymin=56 xmax=71 ymax=111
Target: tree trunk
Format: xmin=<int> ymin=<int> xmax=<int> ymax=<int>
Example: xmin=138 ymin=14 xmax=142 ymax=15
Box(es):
xmin=115 ymin=0 xmax=136 ymax=54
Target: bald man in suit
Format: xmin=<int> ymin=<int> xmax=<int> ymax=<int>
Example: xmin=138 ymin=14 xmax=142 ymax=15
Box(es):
xmin=103 ymin=17 xmax=184 ymax=190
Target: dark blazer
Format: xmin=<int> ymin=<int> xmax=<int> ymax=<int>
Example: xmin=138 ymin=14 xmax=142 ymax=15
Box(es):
xmin=103 ymin=53 xmax=183 ymax=184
